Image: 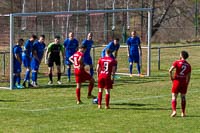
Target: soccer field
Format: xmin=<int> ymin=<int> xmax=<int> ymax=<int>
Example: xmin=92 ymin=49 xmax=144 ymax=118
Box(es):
xmin=0 ymin=46 xmax=200 ymax=133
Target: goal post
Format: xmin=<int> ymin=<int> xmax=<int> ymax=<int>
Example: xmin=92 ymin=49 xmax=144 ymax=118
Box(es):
xmin=7 ymin=8 xmax=152 ymax=90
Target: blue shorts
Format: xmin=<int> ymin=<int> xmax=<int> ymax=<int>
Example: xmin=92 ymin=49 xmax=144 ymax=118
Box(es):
xmin=31 ymin=59 xmax=40 ymax=71
xmin=65 ymin=57 xmax=72 ymax=65
xmin=14 ymin=63 xmax=21 ymax=73
xmin=129 ymin=54 xmax=139 ymax=63
xmin=83 ymin=56 xmax=93 ymax=65
xmin=22 ymin=56 xmax=31 ymax=67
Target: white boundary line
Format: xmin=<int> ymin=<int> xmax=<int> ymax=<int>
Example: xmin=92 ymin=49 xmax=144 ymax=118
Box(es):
xmin=0 ymin=90 xmax=199 ymax=112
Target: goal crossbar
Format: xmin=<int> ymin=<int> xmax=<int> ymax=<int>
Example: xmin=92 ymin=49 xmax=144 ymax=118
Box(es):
xmin=12 ymin=8 xmax=152 ymax=17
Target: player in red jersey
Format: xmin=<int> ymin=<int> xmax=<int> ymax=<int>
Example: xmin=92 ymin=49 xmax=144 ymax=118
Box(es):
xmin=69 ymin=45 xmax=95 ymax=104
xmin=96 ymin=49 xmax=117 ymax=109
xmin=169 ymin=51 xmax=191 ymax=117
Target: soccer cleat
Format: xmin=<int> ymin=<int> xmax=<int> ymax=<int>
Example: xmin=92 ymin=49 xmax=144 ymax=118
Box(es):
xmin=13 ymin=85 xmax=17 ymax=89
xmin=98 ymin=105 xmax=102 ymax=109
xmin=129 ymin=74 xmax=133 ymax=77
xmin=32 ymin=82 xmax=38 ymax=88
xmin=170 ymin=111 xmax=176 ymax=117
xmin=28 ymin=83 xmax=34 ymax=88
xmin=181 ymin=112 xmax=186 ymax=117
xmin=17 ymin=85 xmax=24 ymax=89
xmin=138 ymin=74 xmax=144 ymax=77
xmin=87 ymin=94 xmax=96 ymax=99
xmin=57 ymin=81 xmax=62 ymax=85
xmin=48 ymin=81 xmax=53 ymax=85
xmin=22 ymin=81 xmax=26 ymax=88
xmin=76 ymin=100 xmax=83 ymax=105
xmin=68 ymin=79 xmax=71 ymax=83
xmin=105 ymin=106 xmax=110 ymax=109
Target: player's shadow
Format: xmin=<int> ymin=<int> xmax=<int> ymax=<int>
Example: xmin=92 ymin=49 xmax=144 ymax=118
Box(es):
xmin=110 ymin=102 xmax=171 ymax=111
xmin=30 ymin=84 xmax=77 ymax=89
xmin=0 ymin=99 xmax=23 ymax=102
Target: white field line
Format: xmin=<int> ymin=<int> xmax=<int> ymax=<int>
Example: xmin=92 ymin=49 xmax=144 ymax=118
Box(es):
xmin=0 ymin=90 xmax=199 ymax=112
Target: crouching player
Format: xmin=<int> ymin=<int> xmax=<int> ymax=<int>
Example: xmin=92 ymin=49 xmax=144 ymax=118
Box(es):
xmin=31 ymin=35 xmax=46 ymax=87
xmin=69 ymin=45 xmax=95 ymax=104
xmin=169 ymin=51 xmax=191 ymax=117
xmin=96 ymin=49 xmax=117 ymax=109
xmin=13 ymin=39 xmax=24 ymax=89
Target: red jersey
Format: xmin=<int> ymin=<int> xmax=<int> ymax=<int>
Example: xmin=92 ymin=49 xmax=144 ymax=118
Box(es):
xmin=172 ymin=60 xmax=191 ymax=80
xmin=98 ymin=56 xmax=117 ymax=78
xmin=71 ymin=51 xmax=84 ymax=73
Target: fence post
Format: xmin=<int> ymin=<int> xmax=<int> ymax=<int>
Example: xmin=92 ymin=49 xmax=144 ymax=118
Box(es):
xmin=158 ymin=48 xmax=160 ymax=70
xmin=3 ymin=53 xmax=6 ymax=76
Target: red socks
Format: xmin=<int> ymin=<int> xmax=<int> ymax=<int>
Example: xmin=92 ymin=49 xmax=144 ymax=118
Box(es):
xmin=105 ymin=94 xmax=110 ymax=107
xmin=76 ymin=88 xmax=81 ymax=101
xmin=181 ymin=99 xmax=186 ymax=114
xmin=88 ymin=82 xmax=94 ymax=96
xmin=98 ymin=92 xmax=103 ymax=105
xmin=171 ymin=99 xmax=177 ymax=112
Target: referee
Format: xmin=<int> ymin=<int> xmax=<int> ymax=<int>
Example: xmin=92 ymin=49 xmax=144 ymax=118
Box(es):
xmin=45 ymin=35 xmax=65 ymax=85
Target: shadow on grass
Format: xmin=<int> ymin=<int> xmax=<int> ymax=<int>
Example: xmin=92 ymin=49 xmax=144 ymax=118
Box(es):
xmin=22 ymin=84 xmax=77 ymax=89
xmin=110 ymin=102 xmax=171 ymax=111
xmin=0 ymin=99 xmax=23 ymax=102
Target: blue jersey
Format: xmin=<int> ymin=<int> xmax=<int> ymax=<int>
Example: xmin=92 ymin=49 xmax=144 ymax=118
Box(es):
xmin=82 ymin=39 xmax=93 ymax=58
xmin=101 ymin=41 xmax=120 ymax=58
xmin=13 ymin=45 xmax=22 ymax=64
xmin=126 ymin=36 xmax=141 ymax=54
xmin=13 ymin=45 xmax=22 ymax=73
xmin=22 ymin=39 xmax=34 ymax=57
xmin=64 ymin=38 xmax=79 ymax=57
xmin=32 ymin=41 xmax=46 ymax=60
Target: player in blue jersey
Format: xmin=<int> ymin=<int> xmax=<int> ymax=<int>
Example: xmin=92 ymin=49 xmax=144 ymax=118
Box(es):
xmin=101 ymin=38 xmax=120 ymax=79
xmin=101 ymin=38 xmax=120 ymax=59
xmin=13 ymin=39 xmax=24 ymax=89
xmin=31 ymin=35 xmax=46 ymax=87
xmin=64 ymin=32 xmax=79 ymax=82
xmin=22 ymin=34 xmax=37 ymax=88
xmin=82 ymin=32 xmax=94 ymax=76
xmin=126 ymin=31 xmax=142 ymax=77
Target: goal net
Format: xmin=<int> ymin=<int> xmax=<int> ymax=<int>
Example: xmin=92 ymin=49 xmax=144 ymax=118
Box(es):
xmin=2 ymin=8 xmax=152 ymax=89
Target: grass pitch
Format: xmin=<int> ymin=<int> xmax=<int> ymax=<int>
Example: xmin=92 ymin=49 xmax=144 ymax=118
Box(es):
xmin=0 ymin=45 xmax=200 ymax=132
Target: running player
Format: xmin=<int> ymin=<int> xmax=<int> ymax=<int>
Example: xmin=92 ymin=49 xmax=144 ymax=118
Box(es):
xmin=169 ymin=51 xmax=191 ymax=117
xmin=126 ymin=31 xmax=142 ymax=77
xmin=64 ymin=32 xmax=79 ymax=82
xmin=22 ymin=34 xmax=37 ymax=88
xmin=82 ymin=32 xmax=94 ymax=76
xmin=69 ymin=45 xmax=95 ymax=104
xmin=31 ymin=35 xmax=46 ymax=87
xmin=101 ymin=38 xmax=120 ymax=59
xmin=96 ymin=49 xmax=117 ymax=109
xmin=45 ymin=35 xmax=65 ymax=85
xmin=13 ymin=38 xmax=24 ymax=89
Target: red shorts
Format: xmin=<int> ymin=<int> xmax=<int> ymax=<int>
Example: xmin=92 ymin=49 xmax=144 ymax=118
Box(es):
xmin=171 ymin=79 xmax=188 ymax=94
xmin=74 ymin=69 xmax=92 ymax=83
xmin=98 ymin=76 xmax=113 ymax=89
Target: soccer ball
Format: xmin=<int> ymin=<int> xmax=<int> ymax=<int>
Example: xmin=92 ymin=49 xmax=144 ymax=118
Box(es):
xmin=92 ymin=98 xmax=98 ymax=104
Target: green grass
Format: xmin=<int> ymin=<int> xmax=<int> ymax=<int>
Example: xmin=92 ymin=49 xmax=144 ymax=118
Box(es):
xmin=1 ymin=45 xmax=200 ymax=132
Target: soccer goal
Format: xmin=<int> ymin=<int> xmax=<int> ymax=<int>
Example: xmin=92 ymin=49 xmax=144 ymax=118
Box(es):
xmin=3 ymin=8 xmax=152 ymax=90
